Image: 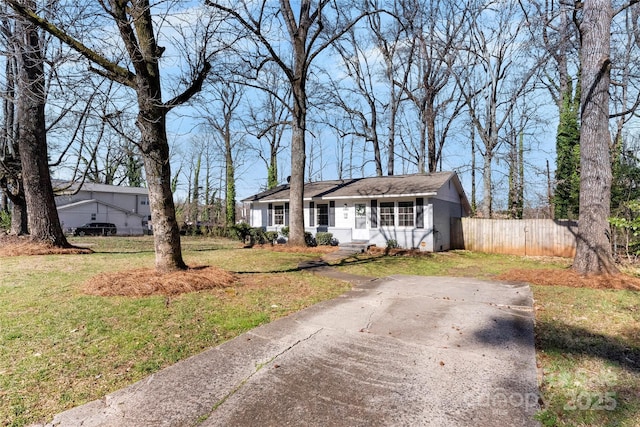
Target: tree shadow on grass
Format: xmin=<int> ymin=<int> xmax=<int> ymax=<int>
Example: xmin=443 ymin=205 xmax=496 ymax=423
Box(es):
xmin=230 ymin=252 xmax=388 ymax=275
xmin=536 ymin=320 xmax=639 ymax=373
xmin=534 ymin=320 xmax=640 ymax=426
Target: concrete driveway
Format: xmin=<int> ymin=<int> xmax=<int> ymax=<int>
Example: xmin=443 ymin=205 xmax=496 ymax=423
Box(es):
xmin=48 ymin=276 xmax=540 ymax=427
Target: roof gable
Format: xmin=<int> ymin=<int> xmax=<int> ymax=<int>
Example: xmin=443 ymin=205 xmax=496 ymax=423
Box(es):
xmin=53 ymin=180 xmax=149 ymax=196
xmin=56 ymin=199 xmax=145 ymax=217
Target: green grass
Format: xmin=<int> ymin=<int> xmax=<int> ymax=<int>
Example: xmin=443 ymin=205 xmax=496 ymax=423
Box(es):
xmin=0 ymin=236 xmax=349 ymax=426
xmin=533 ymin=286 xmax=640 ymax=426
xmin=332 ymin=249 xmax=572 ymax=277
xmin=2 ymin=242 xmax=639 ymax=426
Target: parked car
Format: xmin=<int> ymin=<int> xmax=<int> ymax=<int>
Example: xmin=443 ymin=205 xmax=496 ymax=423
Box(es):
xmin=72 ymin=222 xmax=117 ymax=236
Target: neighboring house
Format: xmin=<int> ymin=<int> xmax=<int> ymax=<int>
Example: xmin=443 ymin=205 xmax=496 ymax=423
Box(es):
xmin=242 ymin=172 xmax=471 ymax=251
xmin=53 ymin=181 xmax=151 ymax=235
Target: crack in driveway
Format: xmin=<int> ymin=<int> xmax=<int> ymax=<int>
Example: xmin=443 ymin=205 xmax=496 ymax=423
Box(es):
xmin=200 ymin=328 xmax=324 ymax=424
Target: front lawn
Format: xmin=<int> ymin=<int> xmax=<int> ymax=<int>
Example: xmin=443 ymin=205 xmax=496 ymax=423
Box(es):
xmin=0 ymin=236 xmax=349 ymax=426
xmin=1 ymin=240 xmax=638 ymax=426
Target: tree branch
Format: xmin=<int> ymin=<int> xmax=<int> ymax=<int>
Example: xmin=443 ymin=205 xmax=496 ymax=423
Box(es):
xmin=164 ymin=62 xmax=212 ymax=110
xmin=5 ymin=0 xmax=136 ymax=88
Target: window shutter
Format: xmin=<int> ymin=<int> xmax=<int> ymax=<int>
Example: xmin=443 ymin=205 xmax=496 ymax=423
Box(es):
xmin=329 ymin=201 xmax=335 ymax=227
xmin=309 ymin=202 xmax=315 ymax=227
xmin=268 ymin=203 xmax=273 ymax=226
xmin=416 ymin=198 xmax=424 ymax=229
xmin=284 ymin=203 xmax=289 ymax=226
xmin=370 ymin=200 xmax=378 ymax=228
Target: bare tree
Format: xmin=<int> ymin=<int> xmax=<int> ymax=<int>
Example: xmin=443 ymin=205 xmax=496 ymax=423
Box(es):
xmin=207 ymin=0 xmax=377 ymax=245
xmin=5 ymin=1 xmax=70 ymax=246
xmin=366 ymin=0 xmax=413 ymax=175
xmin=401 ymin=0 xmax=467 ymax=173
xmin=327 ymin=27 xmax=385 ymax=176
xmin=7 ymin=0 xmax=218 ymax=271
xmin=204 ymin=81 xmax=244 ymax=227
xmin=0 ymin=36 xmax=28 ymax=235
xmin=245 ymin=64 xmax=291 ymax=190
xmin=453 ymin=0 xmax=539 ymax=217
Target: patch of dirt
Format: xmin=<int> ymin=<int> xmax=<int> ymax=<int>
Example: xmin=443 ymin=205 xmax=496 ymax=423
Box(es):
xmin=367 ymin=246 xmax=432 ymax=257
xmin=0 ymin=234 xmax=92 ymax=256
xmin=83 ymin=266 xmax=237 ymax=297
xmin=498 ymin=268 xmax=640 ymax=291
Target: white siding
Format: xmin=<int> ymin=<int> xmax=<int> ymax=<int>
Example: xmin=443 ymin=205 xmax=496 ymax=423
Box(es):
xmin=55 ymin=188 xmax=151 ymax=219
xmin=57 ymin=201 xmax=146 ymax=235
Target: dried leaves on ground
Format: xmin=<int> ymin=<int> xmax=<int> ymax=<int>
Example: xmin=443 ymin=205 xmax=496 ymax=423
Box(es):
xmin=0 ymin=234 xmax=92 ymax=256
xmin=498 ymin=268 xmax=640 ymax=291
xmin=83 ymin=266 xmax=237 ymax=297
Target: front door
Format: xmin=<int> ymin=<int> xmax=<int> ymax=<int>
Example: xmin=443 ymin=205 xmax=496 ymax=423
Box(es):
xmin=353 ymin=203 xmax=368 ymax=241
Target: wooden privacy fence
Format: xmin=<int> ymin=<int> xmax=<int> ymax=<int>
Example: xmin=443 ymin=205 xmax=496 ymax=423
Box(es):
xmin=451 ymin=218 xmax=578 ymax=257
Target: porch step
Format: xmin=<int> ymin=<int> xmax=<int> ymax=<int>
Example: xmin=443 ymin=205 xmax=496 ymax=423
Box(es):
xmin=338 ymin=240 xmax=370 ymax=254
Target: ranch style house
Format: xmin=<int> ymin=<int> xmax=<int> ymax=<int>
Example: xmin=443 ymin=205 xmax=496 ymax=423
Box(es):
xmin=242 ymin=172 xmax=471 ymax=251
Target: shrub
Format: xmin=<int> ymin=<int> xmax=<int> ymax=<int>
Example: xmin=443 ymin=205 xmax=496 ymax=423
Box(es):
xmin=305 ymin=232 xmax=317 ymax=247
xmin=209 ymin=226 xmax=230 ymax=238
xmin=315 ymin=232 xmax=333 ymax=246
xmin=280 ymin=226 xmax=290 ymax=237
xmin=249 ymin=227 xmax=267 ymax=245
xmin=264 ymin=231 xmax=279 ymax=245
xmin=386 ymin=239 xmax=399 ymax=249
xmin=230 ymin=222 xmax=252 ymax=243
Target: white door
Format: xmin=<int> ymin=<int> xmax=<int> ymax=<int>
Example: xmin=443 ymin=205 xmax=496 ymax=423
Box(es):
xmin=352 ymin=203 xmax=369 ymax=241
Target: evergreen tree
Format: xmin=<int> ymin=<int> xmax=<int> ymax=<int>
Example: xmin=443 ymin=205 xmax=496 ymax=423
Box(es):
xmin=611 ymin=141 xmax=640 ymax=210
xmin=554 ymin=79 xmax=581 ymax=220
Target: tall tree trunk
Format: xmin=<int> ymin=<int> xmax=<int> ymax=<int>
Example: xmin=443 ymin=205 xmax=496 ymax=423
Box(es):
xmin=418 ymin=116 xmax=427 ymax=173
xmin=387 ymin=101 xmax=396 ymax=176
xmin=470 ymin=124 xmax=476 ymax=215
xmin=138 ymin=106 xmax=186 ymax=270
xmin=573 ymin=0 xmax=618 ymax=275
xmin=192 ymin=153 xmax=201 ymax=223
xmin=0 ymin=190 xmax=6 ymax=214
xmin=286 ymin=11 xmax=308 ymax=247
xmin=427 ymin=102 xmax=437 ymax=173
xmin=225 ymin=128 xmax=236 ymax=227
xmin=267 ymin=149 xmax=278 ymax=190
xmin=6 ymin=0 xmax=211 ymax=271
xmin=371 ymin=112 xmax=383 ymax=177
xmin=125 ymin=0 xmax=186 ymax=272
xmin=10 ymin=191 xmax=28 ymax=235
xmin=288 ymin=98 xmax=306 ymax=245
xmin=518 ymin=131 xmax=524 ymax=219
xmin=481 ymin=150 xmax=493 ymax=218
xmin=15 ymin=4 xmax=68 ymax=246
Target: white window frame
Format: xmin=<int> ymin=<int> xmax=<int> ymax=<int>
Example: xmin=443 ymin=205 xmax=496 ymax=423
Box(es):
xmin=379 ymin=202 xmax=395 ymax=227
xmin=274 ymin=205 xmax=285 ymax=225
xmin=398 ymin=201 xmax=414 ymax=227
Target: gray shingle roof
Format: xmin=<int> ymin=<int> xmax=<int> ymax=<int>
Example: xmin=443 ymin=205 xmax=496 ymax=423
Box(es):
xmin=243 ymin=172 xmax=463 ymax=202
xmin=52 ymin=180 xmax=149 ymax=195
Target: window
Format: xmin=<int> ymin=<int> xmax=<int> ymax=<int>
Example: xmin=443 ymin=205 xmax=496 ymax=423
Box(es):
xmin=379 ymin=202 xmax=395 ymax=226
xmin=317 ymin=204 xmax=329 ymax=226
xmin=274 ymin=205 xmax=284 ymax=225
xmin=91 ymin=213 xmax=96 ymax=221
xmin=398 ymin=201 xmax=414 ymax=227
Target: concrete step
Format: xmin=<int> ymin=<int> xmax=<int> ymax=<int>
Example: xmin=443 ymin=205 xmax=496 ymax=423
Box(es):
xmin=338 ymin=241 xmax=369 ymax=253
